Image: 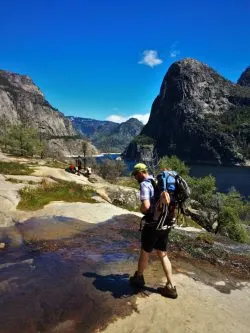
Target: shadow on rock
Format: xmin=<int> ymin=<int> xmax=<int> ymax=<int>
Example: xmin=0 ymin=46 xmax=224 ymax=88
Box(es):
xmin=83 ymin=272 xmax=135 ymax=298
xmin=83 ymin=272 xmax=160 ymax=298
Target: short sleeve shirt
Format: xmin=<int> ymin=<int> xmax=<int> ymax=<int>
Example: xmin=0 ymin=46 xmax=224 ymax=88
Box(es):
xmin=140 ymin=176 xmax=155 ymax=213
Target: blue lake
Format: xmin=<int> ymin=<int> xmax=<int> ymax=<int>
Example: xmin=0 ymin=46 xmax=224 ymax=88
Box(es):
xmin=189 ymin=165 xmax=250 ymax=198
xmin=92 ymin=154 xmax=250 ymax=198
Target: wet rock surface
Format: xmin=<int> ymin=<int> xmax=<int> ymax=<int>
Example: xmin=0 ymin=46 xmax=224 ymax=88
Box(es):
xmin=0 ymin=214 xmax=249 ymax=333
xmin=0 ymin=215 xmax=140 ymax=333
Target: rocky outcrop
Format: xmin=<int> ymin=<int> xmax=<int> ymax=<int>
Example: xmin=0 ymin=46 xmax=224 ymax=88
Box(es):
xmin=104 ymin=185 xmax=140 ymax=211
xmin=0 ymin=70 xmax=76 ymax=137
xmin=46 ymin=138 xmax=98 ymax=158
xmin=124 ymin=59 xmax=250 ymax=165
xmin=185 ymin=200 xmax=219 ymax=232
xmin=238 ymin=66 xmax=250 ymax=87
xmin=122 ymin=140 xmax=154 ymax=162
xmin=0 ymin=70 xmax=100 ymax=156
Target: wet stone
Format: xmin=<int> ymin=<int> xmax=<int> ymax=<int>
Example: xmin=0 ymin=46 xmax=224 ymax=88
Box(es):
xmin=0 ymin=213 xmax=249 ymax=333
xmin=0 ymin=214 xmax=142 ymax=333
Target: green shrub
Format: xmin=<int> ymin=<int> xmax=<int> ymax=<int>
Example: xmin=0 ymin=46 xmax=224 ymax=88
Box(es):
xmin=133 ymin=135 xmax=155 ymax=146
xmin=0 ymin=124 xmax=44 ymax=157
xmin=195 ymin=233 xmax=215 ymax=245
xmin=95 ymin=159 xmax=127 ymax=180
xmin=158 ymin=155 xmax=190 ymax=176
xmin=218 ymin=206 xmax=249 ymax=243
xmin=188 ymin=175 xmax=217 ymax=205
xmin=241 ymin=200 xmax=250 ymax=225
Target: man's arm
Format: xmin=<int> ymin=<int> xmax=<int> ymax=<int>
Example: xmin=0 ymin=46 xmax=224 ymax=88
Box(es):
xmin=140 ymin=199 xmax=150 ymax=214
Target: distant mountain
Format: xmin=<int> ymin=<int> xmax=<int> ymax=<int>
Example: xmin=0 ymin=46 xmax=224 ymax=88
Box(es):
xmin=124 ymin=59 xmax=250 ymax=165
xmin=67 ymin=116 xmax=118 ymax=137
xmin=69 ymin=116 xmax=144 ymax=152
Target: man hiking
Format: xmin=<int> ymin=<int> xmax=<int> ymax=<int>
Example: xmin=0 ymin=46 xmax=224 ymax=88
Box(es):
xmin=129 ymin=163 xmax=178 ymax=299
xmin=75 ymin=156 xmax=82 ymax=176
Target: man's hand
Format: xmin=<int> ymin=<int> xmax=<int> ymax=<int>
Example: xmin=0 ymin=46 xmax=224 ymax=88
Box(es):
xmin=140 ymin=199 xmax=150 ymax=214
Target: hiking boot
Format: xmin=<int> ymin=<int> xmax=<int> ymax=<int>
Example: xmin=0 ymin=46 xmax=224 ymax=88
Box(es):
xmin=129 ymin=271 xmax=145 ymax=288
xmin=157 ymin=284 xmax=178 ymax=299
xmin=170 ymin=217 xmax=177 ymax=227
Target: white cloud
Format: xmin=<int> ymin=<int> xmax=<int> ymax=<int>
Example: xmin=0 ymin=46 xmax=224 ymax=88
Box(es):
xmin=106 ymin=112 xmax=150 ymax=125
xmin=169 ymin=41 xmax=180 ymax=58
xmin=106 ymin=114 xmax=127 ymax=123
xmin=130 ymin=113 xmax=150 ymax=124
xmin=138 ymin=50 xmax=163 ymax=68
xmin=170 ymin=50 xmax=180 ymax=58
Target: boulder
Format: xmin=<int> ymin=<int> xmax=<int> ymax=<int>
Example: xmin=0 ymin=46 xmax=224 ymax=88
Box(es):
xmin=104 ymin=186 xmax=140 ymax=211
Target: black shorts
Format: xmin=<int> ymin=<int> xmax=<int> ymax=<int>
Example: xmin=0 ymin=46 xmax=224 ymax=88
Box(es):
xmin=141 ymin=225 xmax=170 ymax=253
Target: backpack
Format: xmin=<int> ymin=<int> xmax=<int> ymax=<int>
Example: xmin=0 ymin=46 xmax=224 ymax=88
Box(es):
xmin=152 ymin=170 xmax=191 ymax=230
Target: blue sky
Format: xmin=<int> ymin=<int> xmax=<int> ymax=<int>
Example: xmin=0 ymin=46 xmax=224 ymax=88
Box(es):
xmin=0 ymin=0 xmax=249 ymax=123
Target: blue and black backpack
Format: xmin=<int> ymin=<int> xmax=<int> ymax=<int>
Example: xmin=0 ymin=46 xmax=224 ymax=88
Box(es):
xmin=155 ymin=170 xmax=190 ymax=204
xmin=152 ymin=170 xmax=191 ymax=230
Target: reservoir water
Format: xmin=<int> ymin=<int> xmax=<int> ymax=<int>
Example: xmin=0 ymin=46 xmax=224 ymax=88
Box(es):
xmin=189 ymin=165 xmax=250 ymax=198
xmin=91 ymin=154 xmax=250 ymax=198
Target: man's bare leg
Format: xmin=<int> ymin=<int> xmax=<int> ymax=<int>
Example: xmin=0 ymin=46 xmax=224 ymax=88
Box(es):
xmin=129 ymin=249 xmax=149 ymax=287
xmin=137 ymin=249 xmax=149 ymax=276
xmin=156 ymin=250 xmax=174 ymax=287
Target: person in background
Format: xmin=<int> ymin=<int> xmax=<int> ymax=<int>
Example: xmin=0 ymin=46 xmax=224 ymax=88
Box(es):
xmin=129 ymin=163 xmax=178 ymax=299
xmin=76 ymin=156 xmax=82 ymax=176
xmin=68 ymin=164 xmax=76 ymax=174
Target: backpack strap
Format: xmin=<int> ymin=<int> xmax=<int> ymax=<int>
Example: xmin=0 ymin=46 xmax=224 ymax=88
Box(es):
xmin=162 ymin=172 xmax=167 ymax=192
xmin=148 ymin=178 xmax=157 ymax=190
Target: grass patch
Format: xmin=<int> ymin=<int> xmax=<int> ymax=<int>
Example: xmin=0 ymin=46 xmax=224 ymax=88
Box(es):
xmin=0 ymin=161 xmax=34 ymax=175
xmin=6 ymin=177 xmax=24 ymax=183
xmin=17 ymin=180 xmax=97 ymax=211
xmin=195 ymin=233 xmax=215 ymax=245
xmin=43 ymin=159 xmax=68 ymax=169
xmin=6 ymin=178 xmax=39 ymax=185
xmin=169 ymin=230 xmax=222 ymax=259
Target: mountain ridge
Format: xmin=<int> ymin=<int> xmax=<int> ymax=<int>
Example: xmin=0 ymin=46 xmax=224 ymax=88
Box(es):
xmin=69 ymin=116 xmax=143 ymax=152
xmin=124 ymin=58 xmax=250 ymax=165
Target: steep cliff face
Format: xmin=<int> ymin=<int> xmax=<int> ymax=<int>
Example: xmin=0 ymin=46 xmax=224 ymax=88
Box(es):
xmin=0 ymin=70 xmax=76 ymax=136
xmin=46 ymin=138 xmax=98 ymax=157
xmin=125 ymin=59 xmax=250 ymax=165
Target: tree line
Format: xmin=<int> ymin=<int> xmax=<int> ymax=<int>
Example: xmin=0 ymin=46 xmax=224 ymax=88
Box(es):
xmin=0 ymin=116 xmax=45 ymax=157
